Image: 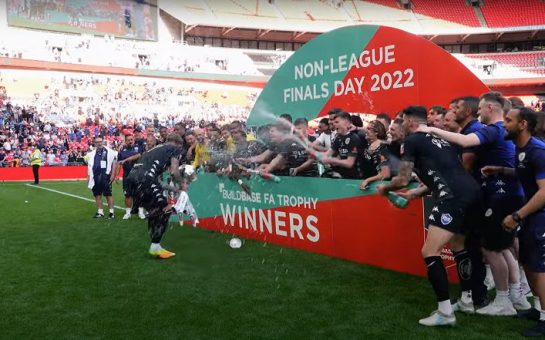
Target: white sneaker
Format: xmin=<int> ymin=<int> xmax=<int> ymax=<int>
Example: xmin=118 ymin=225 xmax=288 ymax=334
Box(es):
xmin=484 ymin=276 xmax=495 ymax=291
xmin=521 ymin=282 xmax=533 ymax=298
xmin=418 ymin=310 xmax=456 ymax=327
xmin=138 ymin=211 xmax=146 ymax=220
xmin=452 ymin=299 xmax=475 ymax=314
xmin=476 ymin=299 xmax=516 ymax=316
xmin=511 ymin=296 xmax=532 ymax=311
xmin=122 ymin=212 xmax=131 ymax=220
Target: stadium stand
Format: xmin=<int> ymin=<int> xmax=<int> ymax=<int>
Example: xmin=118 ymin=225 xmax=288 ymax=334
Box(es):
xmin=453 ymin=51 xmax=545 ymax=81
xmin=481 ymin=0 xmax=545 ymax=28
xmin=411 ymin=0 xmax=481 ymax=27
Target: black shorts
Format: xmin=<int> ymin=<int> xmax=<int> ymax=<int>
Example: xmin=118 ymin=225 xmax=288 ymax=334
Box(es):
xmin=92 ymin=179 xmax=112 ymax=197
xmin=480 ymin=195 xmax=523 ymax=251
xmin=122 ymin=175 xmax=131 ymax=197
xmin=125 ymin=171 xmax=167 ymax=211
xmin=427 ymin=198 xmax=478 ymax=234
xmin=519 ymin=211 xmax=545 ymax=273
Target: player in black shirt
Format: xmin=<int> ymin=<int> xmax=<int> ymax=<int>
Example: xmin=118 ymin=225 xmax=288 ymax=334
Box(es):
xmin=262 ymin=122 xmax=317 ymax=177
xmin=126 ymin=134 xmax=186 ymax=259
xmin=317 ymin=111 xmax=364 ymax=179
xmin=378 ymin=106 xmax=481 ymax=327
xmin=360 ymin=120 xmax=394 ymax=190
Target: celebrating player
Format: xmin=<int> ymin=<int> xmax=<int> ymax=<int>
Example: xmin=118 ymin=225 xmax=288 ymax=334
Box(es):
xmin=125 ymin=134 xmax=186 ymax=259
xmin=378 ymin=106 xmax=481 ymax=327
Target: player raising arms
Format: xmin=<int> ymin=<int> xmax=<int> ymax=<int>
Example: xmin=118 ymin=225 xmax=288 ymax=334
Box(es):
xmin=377 ymin=106 xmax=482 ymax=327
xmin=125 ymin=134 xmax=186 ymax=259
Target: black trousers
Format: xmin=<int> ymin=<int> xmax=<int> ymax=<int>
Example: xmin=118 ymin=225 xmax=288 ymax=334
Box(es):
xmin=32 ymin=164 xmax=40 ymax=184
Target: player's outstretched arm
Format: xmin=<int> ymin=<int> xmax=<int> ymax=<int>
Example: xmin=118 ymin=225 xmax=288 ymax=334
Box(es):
xmin=418 ymin=126 xmax=480 ymax=148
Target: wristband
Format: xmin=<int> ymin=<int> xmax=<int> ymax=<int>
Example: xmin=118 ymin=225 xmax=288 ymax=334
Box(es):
xmin=511 ymin=211 xmax=522 ymax=223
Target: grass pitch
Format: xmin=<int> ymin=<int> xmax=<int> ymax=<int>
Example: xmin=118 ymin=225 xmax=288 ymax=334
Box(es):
xmin=0 ymin=181 xmax=534 ymax=339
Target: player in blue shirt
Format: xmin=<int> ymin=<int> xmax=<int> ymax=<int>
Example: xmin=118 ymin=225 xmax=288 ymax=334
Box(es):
xmin=481 ymin=107 xmax=545 ymax=337
xmin=420 ymin=92 xmax=530 ymax=316
xmin=116 ymin=134 xmax=145 ymax=220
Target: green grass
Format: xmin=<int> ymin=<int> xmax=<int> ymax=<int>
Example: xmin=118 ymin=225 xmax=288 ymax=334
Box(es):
xmin=0 ymin=181 xmax=535 ymax=339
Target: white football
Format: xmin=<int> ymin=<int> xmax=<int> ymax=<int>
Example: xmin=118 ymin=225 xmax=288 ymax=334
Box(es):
xmin=229 ymin=238 xmax=242 ymax=249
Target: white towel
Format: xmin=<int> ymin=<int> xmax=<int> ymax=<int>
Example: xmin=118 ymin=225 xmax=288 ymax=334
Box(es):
xmin=173 ymin=191 xmax=199 ymax=227
xmin=87 ymin=147 xmax=118 ymax=189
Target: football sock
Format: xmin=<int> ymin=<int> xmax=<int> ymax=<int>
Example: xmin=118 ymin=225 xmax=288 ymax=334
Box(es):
xmin=97 ymin=209 xmax=104 ymax=215
xmin=496 ymin=290 xmax=509 ymax=303
xmin=424 ymin=256 xmax=450 ymax=302
xmin=438 ymin=299 xmax=453 ymax=315
xmin=509 ymin=282 xmax=522 ymax=299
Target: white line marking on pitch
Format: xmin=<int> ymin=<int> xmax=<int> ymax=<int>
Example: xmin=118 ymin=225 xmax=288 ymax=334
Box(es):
xmin=25 ymin=184 xmax=125 ymax=211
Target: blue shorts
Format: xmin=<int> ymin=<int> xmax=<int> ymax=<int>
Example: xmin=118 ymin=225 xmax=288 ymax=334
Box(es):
xmin=519 ymin=211 xmax=545 ymax=273
xmin=480 ymin=195 xmax=523 ymax=251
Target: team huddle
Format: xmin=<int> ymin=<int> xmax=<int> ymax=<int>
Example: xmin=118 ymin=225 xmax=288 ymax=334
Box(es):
xmin=84 ymin=90 xmax=545 ymax=336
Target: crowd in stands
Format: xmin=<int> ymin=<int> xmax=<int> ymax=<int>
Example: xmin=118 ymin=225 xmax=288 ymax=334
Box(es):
xmin=0 ymin=30 xmax=262 ymax=76
xmin=0 ymin=70 xmax=258 ymax=168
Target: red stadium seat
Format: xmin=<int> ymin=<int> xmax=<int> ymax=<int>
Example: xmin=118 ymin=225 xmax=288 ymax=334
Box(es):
xmin=366 ymin=0 xmax=481 ymax=27
xmin=481 ymin=0 xmax=545 ymax=28
xmin=411 ymin=0 xmax=481 ymax=27
xmin=465 ymin=51 xmax=545 ymax=76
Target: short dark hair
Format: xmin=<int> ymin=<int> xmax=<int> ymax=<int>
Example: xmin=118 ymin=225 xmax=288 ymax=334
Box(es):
xmin=351 ymin=115 xmax=363 ymax=127
xmin=393 ymin=118 xmax=404 ymax=126
xmin=319 ymin=118 xmax=329 ymax=126
xmin=402 ymin=106 xmax=427 ymax=121
xmin=279 ymin=113 xmax=293 ymax=123
xmin=480 ymin=91 xmax=506 ymax=108
xmin=429 ymin=106 xmax=446 ymax=117
xmin=509 ymin=97 xmax=525 ymax=109
xmin=334 ymin=111 xmax=352 ymax=122
xmin=450 ymin=97 xmax=463 ymax=105
xmin=460 ymin=96 xmax=480 ymax=116
xmin=328 ymin=108 xmax=343 ymax=116
xmin=167 ymin=133 xmax=183 ymax=144
xmin=376 ymin=112 xmax=392 ymax=124
xmin=516 ymin=107 xmax=538 ymax=134
xmin=294 ymin=118 xmax=308 ymax=126
xmin=125 ymin=133 xmax=133 ymax=139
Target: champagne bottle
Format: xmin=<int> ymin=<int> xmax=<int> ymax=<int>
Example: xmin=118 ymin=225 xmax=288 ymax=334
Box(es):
xmin=387 ymin=192 xmax=408 ymax=209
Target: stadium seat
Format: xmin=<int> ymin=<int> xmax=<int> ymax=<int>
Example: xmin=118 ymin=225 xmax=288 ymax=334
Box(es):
xmin=463 ymin=51 xmax=545 ymax=77
xmin=411 ymin=0 xmax=481 ymax=27
xmin=481 ymin=0 xmax=545 ymax=28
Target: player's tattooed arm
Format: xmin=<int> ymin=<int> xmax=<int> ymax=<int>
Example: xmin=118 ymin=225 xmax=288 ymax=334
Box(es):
xmin=380 ymin=160 xmax=414 ymax=193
